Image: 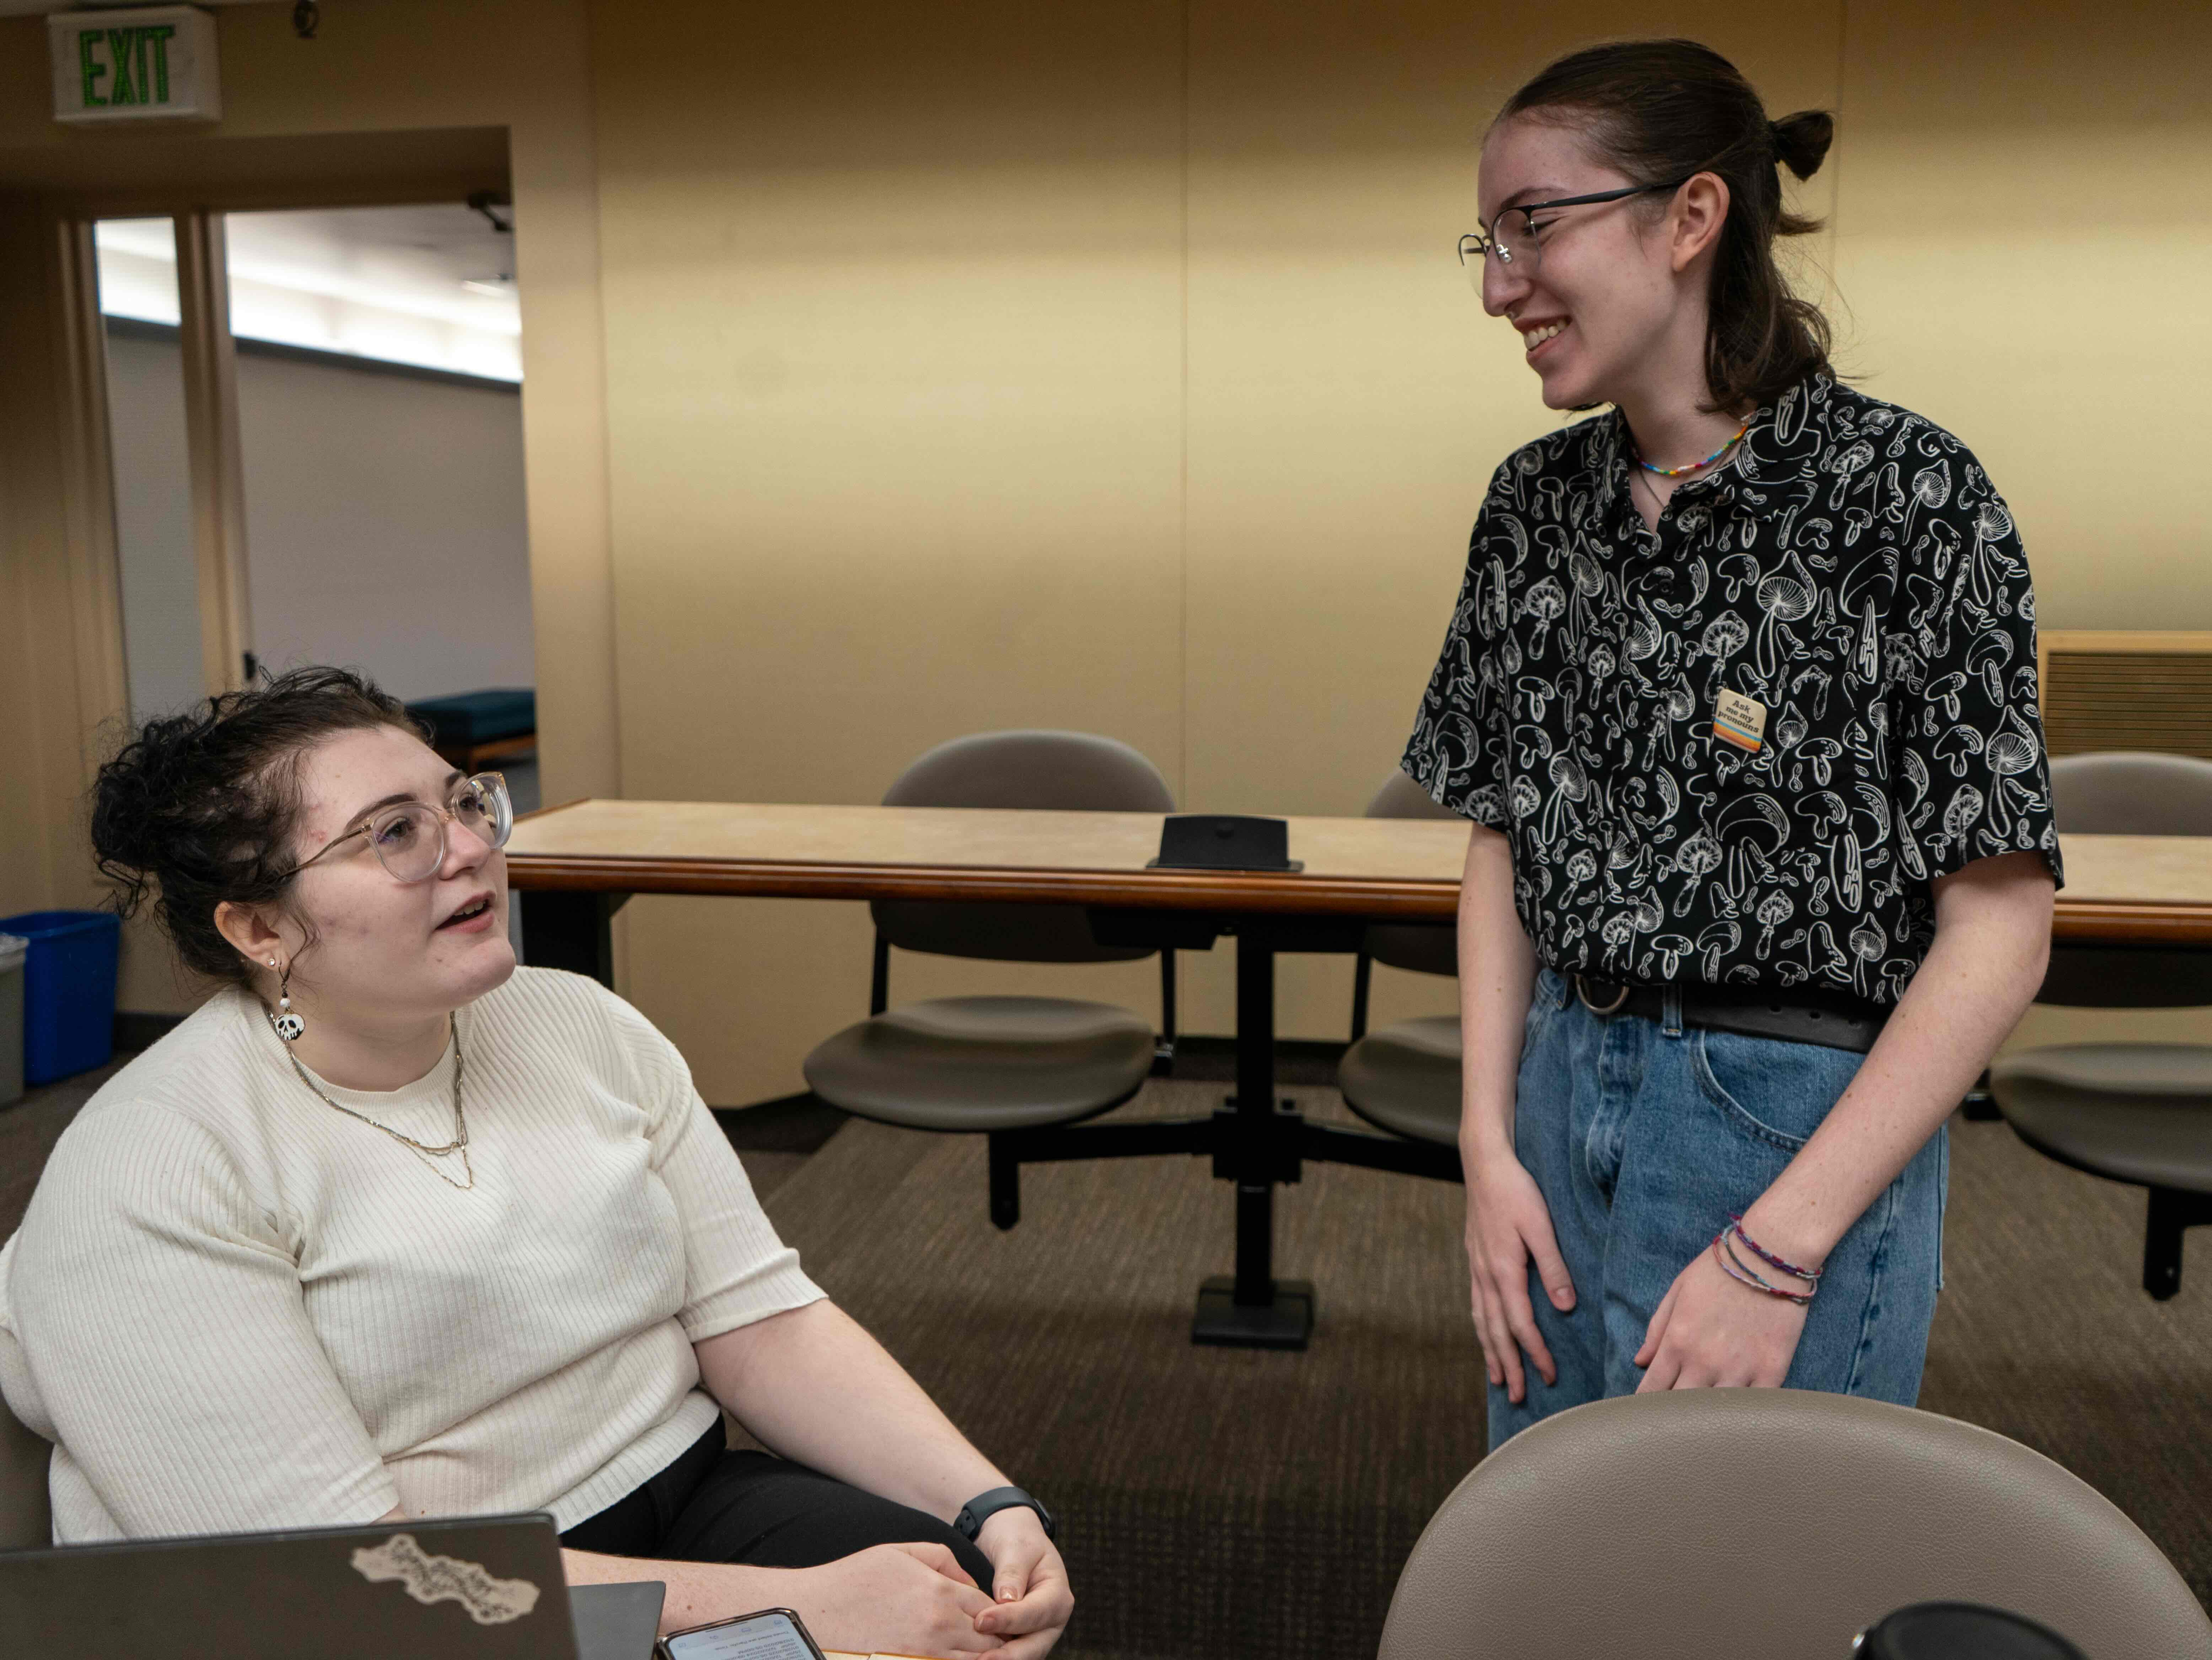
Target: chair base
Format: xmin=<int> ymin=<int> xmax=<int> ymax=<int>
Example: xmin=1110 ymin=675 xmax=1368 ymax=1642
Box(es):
xmin=2146 ymin=1186 xmax=2212 ymax=1300
xmin=1960 ymin=1069 xmax=2000 ymax=1122
xmin=1192 ymin=1274 xmax=1313 ymax=1349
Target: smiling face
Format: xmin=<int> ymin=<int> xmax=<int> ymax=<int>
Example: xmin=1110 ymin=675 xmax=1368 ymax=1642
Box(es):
xmin=1477 ymin=113 xmax=1705 ymax=414
xmin=270 ymin=724 xmax=516 ymax=1027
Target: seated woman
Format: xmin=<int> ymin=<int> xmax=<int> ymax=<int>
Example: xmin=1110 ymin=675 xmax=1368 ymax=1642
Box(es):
xmin=0 ymin=667 xmax=1069 ymax=1659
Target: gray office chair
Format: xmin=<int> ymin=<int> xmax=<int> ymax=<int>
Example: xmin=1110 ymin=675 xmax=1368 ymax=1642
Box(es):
xmin=0 ymin=1379 xmax=51 ymax=1549
xmin=1378 ymin=1391 xmax=2212 ymax=1660
xmin=1988 ymin=751 xmax=2212 ymax=1298
xmin=803 ymin=732 xmax=1175 ymax=1217
xmin=1336 ymin=771 xmax=1463 ymax=1147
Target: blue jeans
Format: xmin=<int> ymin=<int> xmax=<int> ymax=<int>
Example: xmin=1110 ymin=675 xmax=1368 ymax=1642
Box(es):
xmin=1486 ymin=969 xmax=1947 ymax=1451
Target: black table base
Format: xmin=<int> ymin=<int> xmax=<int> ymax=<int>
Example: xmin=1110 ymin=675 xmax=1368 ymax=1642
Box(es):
xmin=1193 ymin=1274 xmax=1315 ymax=1349
xmin=521 ymin=891 xmax=1463 ymax=1352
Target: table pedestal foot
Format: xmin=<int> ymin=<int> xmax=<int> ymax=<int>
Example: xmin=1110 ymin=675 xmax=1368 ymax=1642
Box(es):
xmin=1191 ymin=1274 xmax=1313 ymax=1349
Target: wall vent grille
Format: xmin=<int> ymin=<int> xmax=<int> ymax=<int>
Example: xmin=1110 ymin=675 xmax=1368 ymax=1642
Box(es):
xmin=2039 ymin=632 xmax=2212 ymax=761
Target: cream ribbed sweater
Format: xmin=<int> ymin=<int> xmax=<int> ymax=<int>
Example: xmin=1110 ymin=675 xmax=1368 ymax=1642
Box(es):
xmin=0 ymin=967 xmax=822 ymax=1543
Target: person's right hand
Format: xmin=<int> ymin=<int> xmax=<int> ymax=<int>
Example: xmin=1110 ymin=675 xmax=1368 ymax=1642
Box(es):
xmin=1463 ymin=1144 xmax=1575 ymax=1405
xmin=783 ymin=1542 xmax=1006 ymax=1656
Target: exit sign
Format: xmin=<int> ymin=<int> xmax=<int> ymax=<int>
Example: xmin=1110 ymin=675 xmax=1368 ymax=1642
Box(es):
xmin=49 ymin=6 xmax=221 ymax=124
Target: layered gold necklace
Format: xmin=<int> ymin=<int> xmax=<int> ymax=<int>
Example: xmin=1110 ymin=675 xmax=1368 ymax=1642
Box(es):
xmin=267 ymin=1011 xmax=475 ymax=1191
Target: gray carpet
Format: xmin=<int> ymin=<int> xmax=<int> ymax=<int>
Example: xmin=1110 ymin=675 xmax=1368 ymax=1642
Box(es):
xmin=756 ymin=1080 xmax=2212 ymax=1660
xmin=0 ymin=1057 xmax=129 ymax=1239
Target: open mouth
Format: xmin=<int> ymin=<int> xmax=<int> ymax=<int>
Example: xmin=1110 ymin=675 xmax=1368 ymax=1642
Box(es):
xmin=438 ymin=895 xmax=494 ymax=931
xmin=1523 ymin=318 xmax=1569 ymax=355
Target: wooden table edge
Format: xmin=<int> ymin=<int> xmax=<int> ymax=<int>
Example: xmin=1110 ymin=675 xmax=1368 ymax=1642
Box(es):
xmin=2049 ymin=901 xmax=2212 ymax=945
xmin=505 ymin=854 xmax=2212 ymax=940
xmin=503 ymin=852 xmax=1465 ymax=919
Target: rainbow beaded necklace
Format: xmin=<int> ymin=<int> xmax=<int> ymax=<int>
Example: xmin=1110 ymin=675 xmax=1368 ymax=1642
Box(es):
xmin=1634 ymin=415 xmax=1752 ymax=479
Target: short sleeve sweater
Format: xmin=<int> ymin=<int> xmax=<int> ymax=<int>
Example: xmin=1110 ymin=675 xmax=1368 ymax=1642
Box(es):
xmin=1402 ymin=373 xmax=2061 ymax=1006
xmin=0 ymin=966 xmax=823 ymax=1543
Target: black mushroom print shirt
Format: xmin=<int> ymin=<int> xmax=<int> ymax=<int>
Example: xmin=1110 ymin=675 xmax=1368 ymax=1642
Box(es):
xmin=1403 ymin=373 xmax=2062 ymax=1007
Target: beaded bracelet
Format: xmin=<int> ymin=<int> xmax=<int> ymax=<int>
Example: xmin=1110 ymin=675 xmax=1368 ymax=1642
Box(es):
xmin=1712 ymin=1230 xmax=1816 ymax=1306
xmin=1727 ymin=1213 xmax=1822 ymax=1283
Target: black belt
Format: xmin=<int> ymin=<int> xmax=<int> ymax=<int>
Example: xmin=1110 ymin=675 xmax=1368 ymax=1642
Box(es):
xmin=1572 ymin=975 xmax=1890 ymax=1054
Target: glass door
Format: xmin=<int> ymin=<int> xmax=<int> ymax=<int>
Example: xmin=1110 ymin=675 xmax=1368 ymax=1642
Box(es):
xmin=93 ymin=217 xmax=208 ymax=726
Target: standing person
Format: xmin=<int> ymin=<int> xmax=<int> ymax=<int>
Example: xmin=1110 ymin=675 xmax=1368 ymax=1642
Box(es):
xmin=0 ymin=668 xmax=1069 ymax=1658
xmin=1401 ymin=39 xmax=2060 ymax=1449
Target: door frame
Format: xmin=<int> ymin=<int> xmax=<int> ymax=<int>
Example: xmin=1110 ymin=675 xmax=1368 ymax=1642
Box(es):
xmin=38 ymin=134 xmax=512 ymax=713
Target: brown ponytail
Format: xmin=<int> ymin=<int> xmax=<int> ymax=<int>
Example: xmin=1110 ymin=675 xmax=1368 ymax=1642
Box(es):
xmin=1498 ymin=39 xmax=1835 ymax=413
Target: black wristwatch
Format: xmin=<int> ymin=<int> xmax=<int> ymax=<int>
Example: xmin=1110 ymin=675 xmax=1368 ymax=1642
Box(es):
xmin=953 ymin=1485 xmax=1056 ymax=1543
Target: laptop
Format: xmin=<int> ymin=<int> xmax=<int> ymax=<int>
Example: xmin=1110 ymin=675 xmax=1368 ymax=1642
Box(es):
xmin=0 ymin=1512 xmax=664 ymax=1660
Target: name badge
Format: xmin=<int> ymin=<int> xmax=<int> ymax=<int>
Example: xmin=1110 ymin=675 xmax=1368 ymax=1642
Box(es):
xmin=1713 ymin=688 xmax=1767 ymax=753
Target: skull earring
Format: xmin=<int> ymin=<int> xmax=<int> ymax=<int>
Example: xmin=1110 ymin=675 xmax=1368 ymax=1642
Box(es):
xmin=269 ymin=957 xmax=305 ymax=1042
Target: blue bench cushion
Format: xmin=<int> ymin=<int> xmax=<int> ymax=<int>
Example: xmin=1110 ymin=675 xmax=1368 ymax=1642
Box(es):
xmin=406 ymin=688 xmax=536 ymax=748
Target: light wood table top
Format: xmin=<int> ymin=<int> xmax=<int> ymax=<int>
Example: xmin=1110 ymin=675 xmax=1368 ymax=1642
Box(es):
xmin=504 ymin=799 xmax=2212 ymax=943
xmin=506 ymin=798 xmax=1474 ymax=919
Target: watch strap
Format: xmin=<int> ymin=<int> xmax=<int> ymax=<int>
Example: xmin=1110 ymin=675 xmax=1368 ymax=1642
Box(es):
xmin=954 ymin=1485 xmax=1055 ymax=1542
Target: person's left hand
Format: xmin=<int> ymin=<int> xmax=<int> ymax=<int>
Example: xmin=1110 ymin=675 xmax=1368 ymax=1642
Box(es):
xmin=1634 ymin=1239 xmax=1809 ymax=1390
xmin=970 ymin=1508 xmax=1072 ymax=1659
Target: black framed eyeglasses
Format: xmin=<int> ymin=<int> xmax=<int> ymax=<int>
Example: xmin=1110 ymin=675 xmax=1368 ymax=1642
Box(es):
xmin=1457 ymin=177 xmax=1693 ymax=284
xmin=294 ymin=772 xmax=515 ymax=884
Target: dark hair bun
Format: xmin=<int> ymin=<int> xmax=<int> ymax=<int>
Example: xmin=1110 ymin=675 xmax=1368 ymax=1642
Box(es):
xmin=1771 ymin=109 xmax=1834 ymax=181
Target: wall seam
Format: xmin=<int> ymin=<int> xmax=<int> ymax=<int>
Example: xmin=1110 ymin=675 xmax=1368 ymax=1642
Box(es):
xmin=1176 ymin=0 xmax=1191 ymax=812
xmin=1833 ymin=0 xmax=1850 ymax=372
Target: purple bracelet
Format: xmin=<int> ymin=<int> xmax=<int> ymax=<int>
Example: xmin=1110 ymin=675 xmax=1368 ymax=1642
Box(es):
xmin=1727 ymin=1213 xmax=1822 ymax=1283
xmin=1713 ymin=1231 xmax=1815 ymax=1306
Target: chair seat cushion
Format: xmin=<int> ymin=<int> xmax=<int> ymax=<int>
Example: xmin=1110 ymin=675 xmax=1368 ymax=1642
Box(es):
xmin=803 ymin=996 xmax=1155 ymax=1131
xmin=1990 ymin=1044 xmax=2212 ymax=1193
xmin=1338 ymin=1015 xmax=1462 ymax=1147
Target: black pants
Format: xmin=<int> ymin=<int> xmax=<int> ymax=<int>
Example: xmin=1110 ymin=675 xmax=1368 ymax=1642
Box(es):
xmin=559 ymin=1422 xmax=994 ymax=1590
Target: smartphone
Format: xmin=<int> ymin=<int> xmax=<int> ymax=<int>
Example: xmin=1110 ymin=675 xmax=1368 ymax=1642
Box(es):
xmin=658 ymin=1607 xmax=829 ymax=1660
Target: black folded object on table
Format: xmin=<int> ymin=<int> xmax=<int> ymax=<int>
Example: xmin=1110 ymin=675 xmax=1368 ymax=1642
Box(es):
xmin=1149 ymin=814 xmax=1302 ymax=872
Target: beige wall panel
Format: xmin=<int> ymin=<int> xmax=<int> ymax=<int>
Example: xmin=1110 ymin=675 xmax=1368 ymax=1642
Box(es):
xmin=1835 ymin=1 xmax=2212 ymax=1055
xmin=1831 ymin=3 xmax=2212 ymax=1065
xmin=1177 ymin=5 xmax=1843 ymax=1039
xmin=589 ymin=2 xmax=1190 ymax=1100
xmin=1831 ymin=2 xmax=2212 ymax=634
xmin=0 ymin=202 xmax=75 ymax=920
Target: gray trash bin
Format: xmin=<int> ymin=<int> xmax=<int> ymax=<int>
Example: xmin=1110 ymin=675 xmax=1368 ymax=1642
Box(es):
xmin=0 ymin=932 xmax=25 ymax=1108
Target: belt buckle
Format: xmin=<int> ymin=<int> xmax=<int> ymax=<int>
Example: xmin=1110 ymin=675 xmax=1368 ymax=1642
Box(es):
xmin=1575 ymin=975 xmax=1630 ymax=1015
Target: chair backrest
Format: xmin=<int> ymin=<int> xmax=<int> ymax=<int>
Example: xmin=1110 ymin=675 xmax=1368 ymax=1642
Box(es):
xmin=1377 ymin=1391 xmax=2210 ymax=1660
xmin=0 ymin=1251 xmax=52 ymax=1549
xmin=2049 ymin=750 xmax=2212 ymax=836
xmin=872 ymin=730 xmax=1176 ymax=964
xmin=2041 ymin=751 xmax=2212 ymax=1006
xmin=1363 ymin=771 xmax=1460 ymax=977
xmin=0 ymin=1388 xmax=49 ymax=1549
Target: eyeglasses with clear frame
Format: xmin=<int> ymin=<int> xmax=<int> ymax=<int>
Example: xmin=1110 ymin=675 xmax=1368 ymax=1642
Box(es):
xmin=1456 ymin=177 xmax=1692 ymax=288
xmin=293 ymin=772 xmax=515 ymax=884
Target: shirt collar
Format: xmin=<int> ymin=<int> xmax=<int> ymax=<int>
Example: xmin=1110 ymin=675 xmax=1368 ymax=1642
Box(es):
xmin=1597 ymin=371 xmax=1833 ymax=523
xmin=1724 ymin=371 xmax=1830 ymax=504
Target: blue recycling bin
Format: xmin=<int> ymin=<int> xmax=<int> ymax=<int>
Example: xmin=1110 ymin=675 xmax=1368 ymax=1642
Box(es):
xmin=0 ymin=910 xmax=120 ymax=1085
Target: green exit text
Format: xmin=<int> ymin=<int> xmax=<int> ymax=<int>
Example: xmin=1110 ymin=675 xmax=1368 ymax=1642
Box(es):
xmin=75 ymin=25 xmax=179 ymax=109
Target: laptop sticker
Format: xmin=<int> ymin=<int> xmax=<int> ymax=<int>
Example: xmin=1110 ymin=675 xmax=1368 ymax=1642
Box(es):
xmin=1713 ymin=688 xmax=1767 ymax=754
xmin=351 ymin=1533 xmax=542 ymax=1625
